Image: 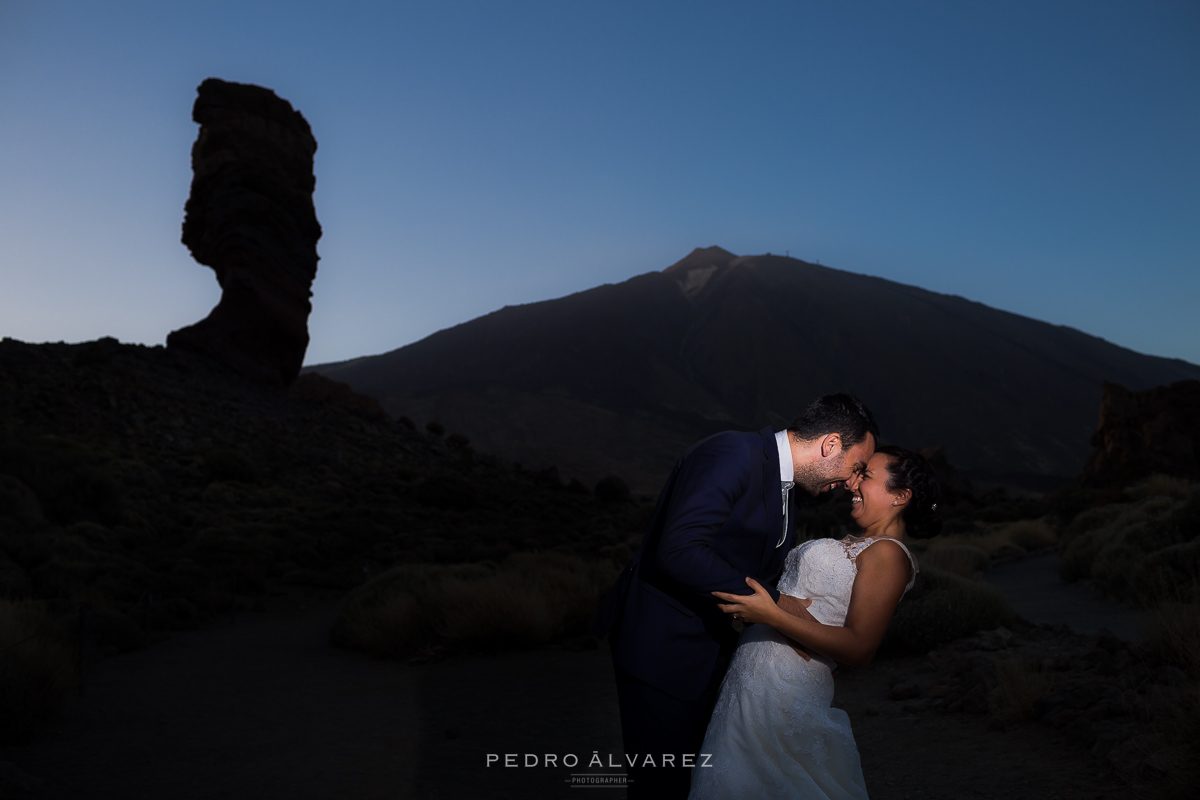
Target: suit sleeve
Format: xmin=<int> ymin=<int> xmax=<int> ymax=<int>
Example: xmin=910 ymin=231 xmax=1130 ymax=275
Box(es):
xmin=652 ymin=434 xmax=782 ymax=605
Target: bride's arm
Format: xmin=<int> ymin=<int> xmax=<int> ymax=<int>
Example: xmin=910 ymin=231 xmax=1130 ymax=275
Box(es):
xmin=713 ymin=542 xmax=910 ymax=667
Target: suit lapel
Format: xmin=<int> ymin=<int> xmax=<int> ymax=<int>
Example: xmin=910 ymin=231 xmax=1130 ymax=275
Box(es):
xmin=757 ymin=428 xmax=785 ymax=577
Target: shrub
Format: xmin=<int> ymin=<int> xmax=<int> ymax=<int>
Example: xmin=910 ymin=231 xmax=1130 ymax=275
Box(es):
xmin=1127 ymin=474 xmax=1193 ymax=500
xmin=1044 ymin=484 xmax=1102 ymax=524
xmin=330 ymin=554 xmax=619 ymax=657
xmin=1060 ymin=504 xmax=1124 ymax=550
xmin=883 ymin=567 xmax=1018 ymax=653
xmin=920 ymin=525 xmax=1044 ymax=573
xmin=0 ymin=475 xmax=43 ymax=524
xmin=500 ymin=552 xmax=616 ymax=636
xmin=1060 ymin=518 xmax=1121 ymax=583
xmin=1060 ymin=491 xmax=1198 ymax=604
xmin=1167 ymin=489 xmax=1200 ymax=542
xmin=1002 ymin=519 xmax=1056 ymax=551
xmin=330 ymin=563 xmax=492 ymax=657
xmin=1141 ymin=599 xmax=1200 ymax=671
xmin=436 ymin=573 xmax=556 ymax=646
xmin=974 ymin=498 xmax=1047 ymax=523
xmin=940 ymin=518 xmax=984 ymax=536
xmin=988 ymin=656 xmax=1049 ymax=723
xmin=1131 ymin=543 xmax=1200 ymax=605
xmin=920 ymin=544 xmax=990 ymax=578
xmin=1139 ymin=601 xmax=1200 ymax=798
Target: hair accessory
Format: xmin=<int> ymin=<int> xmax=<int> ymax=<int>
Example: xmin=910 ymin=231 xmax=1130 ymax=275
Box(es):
xmin=931 ymin=503 xmax=938 ymax=511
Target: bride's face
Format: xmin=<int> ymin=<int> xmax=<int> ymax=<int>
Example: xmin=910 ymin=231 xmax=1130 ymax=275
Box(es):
xmin=847 ymin=453 xmax=902 ymax=529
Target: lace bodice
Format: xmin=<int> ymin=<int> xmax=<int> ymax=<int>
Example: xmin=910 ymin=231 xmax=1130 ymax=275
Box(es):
xmin=777 ymin=536 xmax=918 ymax=628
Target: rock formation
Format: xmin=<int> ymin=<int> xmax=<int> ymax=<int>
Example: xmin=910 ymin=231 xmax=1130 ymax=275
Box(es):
xmin=167 ymin=78 xmax=321 ymax=386
xmin=1081 ymin=380 xmax=1200 ymax=487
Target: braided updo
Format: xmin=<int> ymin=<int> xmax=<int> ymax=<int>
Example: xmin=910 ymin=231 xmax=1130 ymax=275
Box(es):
xmin=875 ymin=445 xmax=942 ymax=539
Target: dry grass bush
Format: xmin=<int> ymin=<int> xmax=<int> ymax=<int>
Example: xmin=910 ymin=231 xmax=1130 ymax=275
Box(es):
xmin=336 ymin=588 xmax=422 ymax=658
xmin=0 ymin=599 xmax=80 ymax=744
xmin=330 ymin=563 xmax=462 ymax=657
xmin=1058 ymin=525 xmax=1112 ymax=583
xmin=1140 ymin=598 xmax=1200 ymax=672
xmin=437 ymin=574 xmax=556 ymax=646
xmin=1001 ymin=519 xmax=1056 ymax=551
xmin=883 ymin=567 xmax=1019 ymax=653
xmin=1138 ymin=600 xmax=1200 ymax=798
xmin=1061 ymin=488 xmax=1199 ymax=604
xmin=917 ymin=519 xmax=1055 ymax=578
xmin=1127 ymin=473 xmax=1193 ymax=500
xmin=920 ymin=544 xmax=990 ymax=578
xmin=988 ymin=656 xmax=1049 ymax=723
xmin=1059 ymin=504 xmax=1126 ymax=551
xmin=331 ymin=554 xmax=621 ymax=657
xmin=1133 ymin=541 xmax=1200 ymax=604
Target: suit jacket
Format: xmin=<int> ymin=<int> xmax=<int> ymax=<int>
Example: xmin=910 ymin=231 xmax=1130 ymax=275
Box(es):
xmin=595 ymin=427 xmax=800 ymax=701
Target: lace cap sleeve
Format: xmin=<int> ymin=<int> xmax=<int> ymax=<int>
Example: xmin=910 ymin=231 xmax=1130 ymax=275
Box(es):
xmin=841 ymin=536 xmax=919 ymax=592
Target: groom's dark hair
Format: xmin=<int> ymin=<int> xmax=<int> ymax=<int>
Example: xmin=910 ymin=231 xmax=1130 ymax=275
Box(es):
xmin=787 ymin=393 xmax=879 ymax=447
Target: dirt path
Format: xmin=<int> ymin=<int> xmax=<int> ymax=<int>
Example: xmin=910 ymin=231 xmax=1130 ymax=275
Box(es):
xmin=1 ymin=589 xmax=1138 ymax=800
xmin=0 ymin=597 xmax=624 ymax=800
xmin=983 ymin=553 xmax=1152 ymax=642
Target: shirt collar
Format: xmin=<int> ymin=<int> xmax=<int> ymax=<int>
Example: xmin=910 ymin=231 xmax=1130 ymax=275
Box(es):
xmin=774 ymin=430 xmax=793 ymax=485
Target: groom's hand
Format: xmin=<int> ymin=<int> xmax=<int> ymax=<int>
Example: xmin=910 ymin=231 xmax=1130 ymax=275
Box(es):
xmin=776 ymin=594 xmax=815 ymax=622
xmin=777 ymin=595 xmax=816 ymax=661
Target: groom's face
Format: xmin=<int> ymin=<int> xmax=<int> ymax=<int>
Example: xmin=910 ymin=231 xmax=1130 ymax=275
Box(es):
xmin=795 ymin=432 xmax=876 ymax=496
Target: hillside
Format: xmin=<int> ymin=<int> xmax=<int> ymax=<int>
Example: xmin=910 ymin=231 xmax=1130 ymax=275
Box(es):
xmin=312 ymin=247 xmax=1200 ymax=492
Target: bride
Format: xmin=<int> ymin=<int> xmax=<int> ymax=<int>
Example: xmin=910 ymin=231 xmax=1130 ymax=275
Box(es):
xmin=688 ymin=445 xmax=941 ymax=800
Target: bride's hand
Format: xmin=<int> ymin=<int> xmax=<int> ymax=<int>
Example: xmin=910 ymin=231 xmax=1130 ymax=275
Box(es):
xmin=713 ymin=577 xmax=781 ymax=626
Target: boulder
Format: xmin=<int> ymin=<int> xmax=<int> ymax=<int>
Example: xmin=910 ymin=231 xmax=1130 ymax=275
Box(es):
xmin=167 ymin=78 xmax=322 ymax=386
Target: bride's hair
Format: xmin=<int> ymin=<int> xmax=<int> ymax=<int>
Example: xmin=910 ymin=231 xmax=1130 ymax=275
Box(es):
xmin=875 ymin=445 xmax=942 ymax=539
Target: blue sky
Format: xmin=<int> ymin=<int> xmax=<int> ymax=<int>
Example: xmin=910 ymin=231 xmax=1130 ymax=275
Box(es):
xmin=1 ymin=0 xmax=1197 ymax=367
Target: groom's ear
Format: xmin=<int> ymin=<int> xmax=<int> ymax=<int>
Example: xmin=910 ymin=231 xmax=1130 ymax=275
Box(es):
xmin=821 ymin=433 xmax=841 ymax=458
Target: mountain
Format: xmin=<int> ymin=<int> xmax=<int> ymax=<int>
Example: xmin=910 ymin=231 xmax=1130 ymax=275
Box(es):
xmin=310 ymin=247 xmax=1200 ymax=492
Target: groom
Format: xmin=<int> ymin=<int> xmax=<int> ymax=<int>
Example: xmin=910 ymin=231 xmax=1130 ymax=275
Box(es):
xmin=595 ymin=393 xmax=878 ymax=798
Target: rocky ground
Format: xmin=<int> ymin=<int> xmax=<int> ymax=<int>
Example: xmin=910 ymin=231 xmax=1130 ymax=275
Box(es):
xmin=0 ymin=583 xmax=1186 ymax=800
xmin=0 ymin=337 xmax=647 ymax=633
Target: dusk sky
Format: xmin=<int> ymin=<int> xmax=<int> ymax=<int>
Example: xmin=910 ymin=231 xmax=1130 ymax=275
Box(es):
xmin=1 ymin=0 xmax=1197 ymax=367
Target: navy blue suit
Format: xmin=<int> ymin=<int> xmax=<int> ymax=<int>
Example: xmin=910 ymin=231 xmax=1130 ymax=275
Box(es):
xmin=594 ymin=427 xmax=800 ymax=798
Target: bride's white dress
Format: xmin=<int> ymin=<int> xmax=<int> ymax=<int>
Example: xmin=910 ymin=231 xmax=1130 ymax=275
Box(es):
xmin=689 ymin=536 xmax=917 ymax=800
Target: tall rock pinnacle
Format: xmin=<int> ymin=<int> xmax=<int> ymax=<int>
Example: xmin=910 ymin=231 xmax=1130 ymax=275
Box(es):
xmin=167 ymin=77 xmax=322 ymax=386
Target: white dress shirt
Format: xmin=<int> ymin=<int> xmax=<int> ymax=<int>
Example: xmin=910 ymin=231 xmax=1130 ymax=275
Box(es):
xmin=774 ymin=430 xmax=794 ymax=548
